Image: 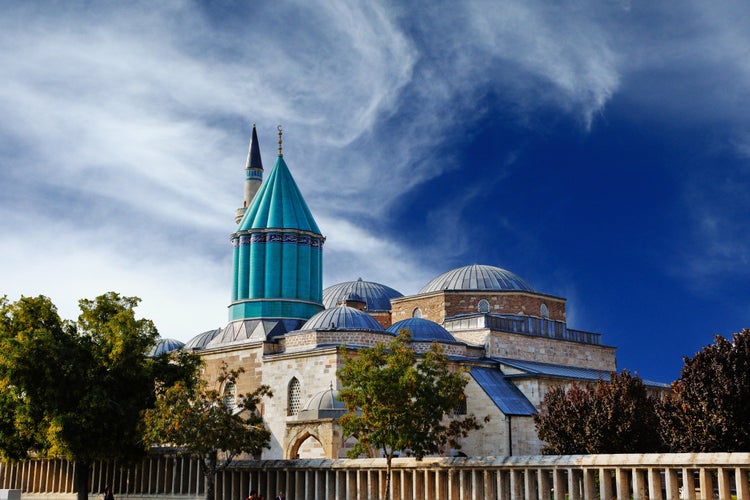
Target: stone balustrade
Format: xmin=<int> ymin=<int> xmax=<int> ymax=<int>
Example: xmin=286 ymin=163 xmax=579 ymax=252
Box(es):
xmin=1 ymin=453 xmax=748 ymax=500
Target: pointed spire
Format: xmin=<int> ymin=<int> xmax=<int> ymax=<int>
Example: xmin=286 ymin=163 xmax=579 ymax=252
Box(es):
xmin=235 ymin=123 xmax=265 ymax=224
xmin=246 ymin=123 xmax=263 ymax=171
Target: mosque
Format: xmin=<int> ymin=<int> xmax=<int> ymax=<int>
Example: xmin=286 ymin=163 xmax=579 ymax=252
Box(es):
xmin=157 ymin=125 xmax=632 ymax=459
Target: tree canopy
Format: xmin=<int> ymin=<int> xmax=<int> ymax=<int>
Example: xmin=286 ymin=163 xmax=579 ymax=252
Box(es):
xmin=656 ymin=328 xmax=750 ymax=452
xmin=337 ymin=330 xmax=483 ymax=500
xmin=534 ymin=370 xmax=663 ymax=454
xmin=0 ymin=292 xmax=188 ymax=500
xmin=142 ymin=362 xmax=272 ymax=500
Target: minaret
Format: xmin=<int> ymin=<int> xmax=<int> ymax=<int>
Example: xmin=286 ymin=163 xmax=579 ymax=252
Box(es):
xmin=235 ymin=124 xmax=264 ymax=224
xmin=229 ymin=126 xmax=325 ymax=328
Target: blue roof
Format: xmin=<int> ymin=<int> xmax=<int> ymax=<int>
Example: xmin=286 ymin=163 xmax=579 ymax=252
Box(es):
xmin=237 ymin=155 xmax=321 ymax=233
xmin=302 ymin=305 xmax=384 ymax=331
xmin=148 ymin=337 xmax=185 ymax=357
xmin=387 ymin=317 xmax=456 ymax=343
xmin=420 ymin=264 xmax=534 ymax=294
xmin=184 ymin=328 xmax=221 ymax=351
xmin=470 ymin=367 xmax=537 ymax=416
xmin=323 ymin=278 xmax=403 ymax=311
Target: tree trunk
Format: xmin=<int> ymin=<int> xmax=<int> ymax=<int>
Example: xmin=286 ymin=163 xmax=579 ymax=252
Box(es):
xmin=383 ymin=455 xmax=392 ymax=500
xmin=204 ymin=451 xmax=218 ymax=500
xmin=75 ymin=460 xmax=90 ymax=500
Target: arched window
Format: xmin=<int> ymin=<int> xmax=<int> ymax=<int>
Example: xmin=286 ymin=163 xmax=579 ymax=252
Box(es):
xmin=288 ymin=377 xmax=301 ymax=416
xmin=540 ymin=303 xmax=549 ymax=318
xmin=477 ymin=299 xmax=490 ymax=314
xmin=412 ymin=308 xmax=423 ymax=319
xmin=223 ymin=381 xmax=236 ymax=411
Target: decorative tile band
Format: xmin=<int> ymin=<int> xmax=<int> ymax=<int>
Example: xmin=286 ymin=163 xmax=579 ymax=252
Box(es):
xmin=234 ymin=231 xmax=323 ymax=248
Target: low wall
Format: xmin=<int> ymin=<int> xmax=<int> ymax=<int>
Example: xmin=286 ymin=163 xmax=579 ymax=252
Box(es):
xmin=3 ymin=453 xmax=749 ymax=500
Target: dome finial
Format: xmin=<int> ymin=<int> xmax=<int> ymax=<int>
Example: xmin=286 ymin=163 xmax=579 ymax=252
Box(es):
xmin=277 ymin=125 xmax=283 ymax=157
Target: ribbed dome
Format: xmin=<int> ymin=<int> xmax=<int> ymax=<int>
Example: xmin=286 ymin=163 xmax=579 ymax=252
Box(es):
xmin=323 ymin=279 xmax=403 ymax=311
xmin=302 ymin=305 xmax=384 ymax=331
xmin=297 ymin=387 xmax=347 ymax=420
xmin=148 ymin=337 xmax=185 ymax=357
xmin=184 ymin=328 xmax=221 ymax=351
xmin=302 ymin=388 xmax=346 ymax=412
xmin=237 ymin=156 xmax=320 ymax=233
xmin=419 ymin=264 xmax=533 ymax=293
xmin=387 ymin=318 xmax=455 ymax=343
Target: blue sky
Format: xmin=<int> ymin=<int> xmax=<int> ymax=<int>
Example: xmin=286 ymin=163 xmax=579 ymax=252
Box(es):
xmin=1 ymin=1 xmax=749 ymax=383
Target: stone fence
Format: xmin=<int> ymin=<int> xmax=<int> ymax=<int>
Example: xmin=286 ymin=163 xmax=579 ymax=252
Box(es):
xmin=1 ymin=453 xmax=749 ymax=500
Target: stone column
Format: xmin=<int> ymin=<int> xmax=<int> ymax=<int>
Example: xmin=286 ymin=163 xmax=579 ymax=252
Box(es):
xmin=647 ymin=468 xmax=663 ymax=500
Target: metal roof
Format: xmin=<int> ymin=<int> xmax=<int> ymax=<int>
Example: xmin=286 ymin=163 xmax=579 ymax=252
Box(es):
xmin=302 ymin=305 xmax=384 ymax=331
xmin=148 ymin=337 xmax=185 ymax=357
xmin=494 ymin=357 xmax=611 ymax=380
xmin=493 ymin=357 xmax=667 ymax=387
xmin=183 ymin=328 xmax=221 ymax=351
xmin=323 ymin=278 xmax=403 ymax=311
xmin=419 ymin=264 xmax=534 ymax=294
xmin=387 ymin=317 xmax=456 ymax=343
xmin=470 ymin=367 xmax=537 ymax=416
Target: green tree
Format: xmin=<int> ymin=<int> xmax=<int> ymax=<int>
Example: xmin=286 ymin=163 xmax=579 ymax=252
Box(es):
xmin=656 ymin=329 xmax=750 ymax=452
xmin=0 ymin=293 xmax=169 ymax=500
xmin=534 ymin=370 xmax=662 ymax=454
xmin=142 ymin=363 xmax=272 ymax=500
xmin=337 ymin=331 xmax=483 ymax=500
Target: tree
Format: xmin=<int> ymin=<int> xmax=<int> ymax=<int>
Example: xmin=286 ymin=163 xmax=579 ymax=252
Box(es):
xmin=0 ymin=293 xmax=171 ymax=500
xmin=534 ymin=370 xmax=662 ymax=454
xmin=656 ymin=329 xmax=750 ymax=452
xmin=142 ymin=362 xmax=272 ymax=500
xmin=337 ymin=331 xmax=483 ymax=500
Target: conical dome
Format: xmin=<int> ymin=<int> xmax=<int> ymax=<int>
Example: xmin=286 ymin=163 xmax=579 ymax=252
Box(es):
xmin=229 ymin=144 xmax=325 ymax=327
xmin=238 ymin=155 xmax=321 ymax=234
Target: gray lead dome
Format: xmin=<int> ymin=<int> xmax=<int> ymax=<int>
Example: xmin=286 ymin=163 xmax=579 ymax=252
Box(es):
xmin=419 ymin=264 xmax=534 ymax=293
xmin=302 ymin=305 xmax=384 ymax=331
xmin=323 ymin=278 xmax=403 ymax=311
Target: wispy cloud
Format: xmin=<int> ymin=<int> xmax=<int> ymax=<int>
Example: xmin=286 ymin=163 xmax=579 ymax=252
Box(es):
xmin=2 ymin=0 xmax=750 ymax=339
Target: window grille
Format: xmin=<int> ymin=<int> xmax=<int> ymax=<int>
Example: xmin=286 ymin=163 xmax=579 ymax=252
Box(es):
xmin=288 ymin=378 xmax=301 ymax=416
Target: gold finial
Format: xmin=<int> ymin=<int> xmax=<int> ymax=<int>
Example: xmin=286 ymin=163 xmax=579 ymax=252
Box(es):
xmin=277 ymin=125 xmax=283 ymax=157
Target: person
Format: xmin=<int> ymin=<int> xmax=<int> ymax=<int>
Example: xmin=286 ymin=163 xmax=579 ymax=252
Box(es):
xmin=103 ymin=485 xmax=114 ymax=500
xmin=275 ymin=491 xmax=285 ymax=500
xmin=244 ymin=490 xmax=257 ymax=500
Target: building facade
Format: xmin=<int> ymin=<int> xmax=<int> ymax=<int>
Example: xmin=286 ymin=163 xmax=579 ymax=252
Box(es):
xmin=164 ymin=125 xmax=650 ymax=460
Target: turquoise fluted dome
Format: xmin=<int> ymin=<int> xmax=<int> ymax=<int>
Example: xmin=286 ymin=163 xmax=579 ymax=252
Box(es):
xmin=229 ymin=153 xmax=325 ymax=324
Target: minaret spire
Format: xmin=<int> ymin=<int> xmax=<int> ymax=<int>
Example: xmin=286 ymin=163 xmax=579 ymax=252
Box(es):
xmin=235 ymin=123 xmax=264 ymax=224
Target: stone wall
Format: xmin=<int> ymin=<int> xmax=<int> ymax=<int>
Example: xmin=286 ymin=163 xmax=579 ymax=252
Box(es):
xmin=391 ymin=291 xmax=566 ymax=324
xmin=490 ymin=331 xmax=616 ymax=371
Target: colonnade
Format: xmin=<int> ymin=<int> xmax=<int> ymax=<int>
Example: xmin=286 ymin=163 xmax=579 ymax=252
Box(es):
xmin=1 ymin=453 xmax=748 ymax=499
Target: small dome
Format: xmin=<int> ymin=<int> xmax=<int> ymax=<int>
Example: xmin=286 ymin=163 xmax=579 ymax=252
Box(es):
xmin=302 ymin=305 xmax=384 ymax=331
xmin=419 ymin=264 xmax=533 ymax=294
xmin=387 ymin=318 xmax=456 ymax=343
xmin=148 ymin=337 xmax=185 ymax=357
xmin=183 ymin=328 xmax=221 ymax=351
xmin=323 ymin=278 xmax=403 ymax=311
xmin=297 ymin=387 xmax=347 ymax=420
